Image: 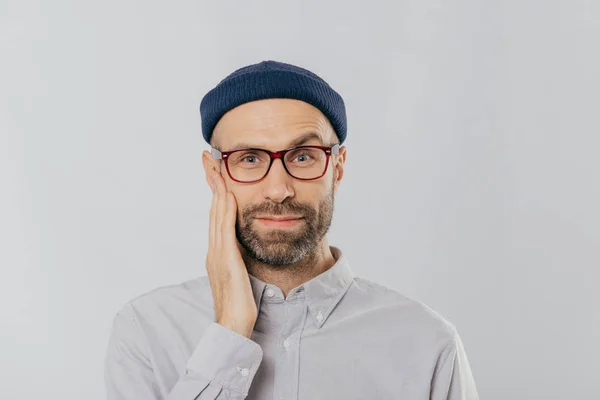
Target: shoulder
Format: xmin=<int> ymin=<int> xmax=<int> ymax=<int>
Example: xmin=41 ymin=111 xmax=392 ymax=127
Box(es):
xmin=349 ymin=276 xmax=459 ymax=343
xmin=112 ymin=276 xmax=213 ymax=322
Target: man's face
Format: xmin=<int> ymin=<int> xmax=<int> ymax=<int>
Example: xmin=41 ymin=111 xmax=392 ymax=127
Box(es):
xmin=203 ymin=99 xmax=346 ymax=267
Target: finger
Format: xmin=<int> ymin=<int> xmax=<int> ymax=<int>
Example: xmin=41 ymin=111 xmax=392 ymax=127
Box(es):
xmin=222 ymin=191 xmax=238 ymax=248
xmin=214 ymin=172 xmax=226 ymax=249
xmin=209 ymin=176 xmax=218 ymax=255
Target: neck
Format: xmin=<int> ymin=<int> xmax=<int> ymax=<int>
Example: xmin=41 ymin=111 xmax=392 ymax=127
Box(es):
xmin=243 ymin=238 xmax=336 ymax=298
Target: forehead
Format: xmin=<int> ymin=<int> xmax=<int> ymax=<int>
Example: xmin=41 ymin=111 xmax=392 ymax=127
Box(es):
xmin=213 ymin=99 xmax=334 ymax=150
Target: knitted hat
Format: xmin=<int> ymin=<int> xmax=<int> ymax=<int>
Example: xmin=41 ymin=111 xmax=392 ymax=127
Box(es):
xmin=199 ymin=60 xmax=347 ymax=145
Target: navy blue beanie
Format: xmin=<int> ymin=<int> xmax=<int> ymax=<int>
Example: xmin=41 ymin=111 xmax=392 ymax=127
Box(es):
xmin=199 ymin=60 xmax=347 ymax=145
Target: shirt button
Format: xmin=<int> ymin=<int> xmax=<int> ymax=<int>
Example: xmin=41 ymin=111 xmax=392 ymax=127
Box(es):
xmin=239 ymin=367 xmax=249 ymax=376
xmin=316 ymin=311 xmax=324 ymax=322
xmin=265 ymin=288 xmax=275 ymax=298
xmin=283 ymin=338 xmax=291 ymax=348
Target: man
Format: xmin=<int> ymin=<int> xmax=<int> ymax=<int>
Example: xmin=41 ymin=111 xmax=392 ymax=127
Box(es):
xmin=104 ymin=60 xmax=480 ymax=400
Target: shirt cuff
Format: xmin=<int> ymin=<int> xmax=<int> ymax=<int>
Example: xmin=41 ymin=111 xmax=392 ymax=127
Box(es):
xmin=186 ymin=322 xmax=263 ymax=395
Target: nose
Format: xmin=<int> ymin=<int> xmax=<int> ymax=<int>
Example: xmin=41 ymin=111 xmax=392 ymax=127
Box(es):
xmin=262 ymin=158 xmax=295 ymax=203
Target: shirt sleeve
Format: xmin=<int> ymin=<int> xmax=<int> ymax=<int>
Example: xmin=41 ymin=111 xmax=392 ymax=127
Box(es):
xmin=429 ymin=329 xmax=480 ymax=400
xmin=104 ymin=304 xmax=263 ymax=400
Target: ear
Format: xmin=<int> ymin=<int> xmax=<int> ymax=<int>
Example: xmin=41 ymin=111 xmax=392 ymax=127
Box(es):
xmin=332 ymin=145 xmax=347 ymax=195
xmin=202 ymin=150 xmax=221 ymax=188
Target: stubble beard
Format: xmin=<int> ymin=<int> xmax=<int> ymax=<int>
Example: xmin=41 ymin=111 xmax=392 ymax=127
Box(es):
xmin=235 ymin=184 xmax=335 ymax=267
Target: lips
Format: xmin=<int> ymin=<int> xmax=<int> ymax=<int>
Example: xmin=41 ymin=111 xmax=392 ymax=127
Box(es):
xmin=254 ymin=215 xmax=304 ymax=228
xmin=255 ymin=216 xmax=303 ymax=221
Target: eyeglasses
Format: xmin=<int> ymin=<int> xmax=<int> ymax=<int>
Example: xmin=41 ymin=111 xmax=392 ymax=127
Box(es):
xmin=211 ymin=144 xmax=340 ymax=183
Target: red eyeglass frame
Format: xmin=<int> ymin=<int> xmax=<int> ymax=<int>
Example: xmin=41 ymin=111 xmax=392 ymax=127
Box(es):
xmin=211 ymin=144 xmax=340 ymax=183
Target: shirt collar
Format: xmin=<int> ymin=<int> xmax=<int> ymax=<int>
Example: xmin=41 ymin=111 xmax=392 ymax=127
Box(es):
xmin=248 ymin=245 xmax=354 ymax=329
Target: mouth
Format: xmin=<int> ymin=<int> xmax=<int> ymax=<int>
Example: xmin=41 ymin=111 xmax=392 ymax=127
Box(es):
xmin=254 ymin=216 xmax=304 ymax=228
xmin=256 ymin=215 xmax=303 ymax=221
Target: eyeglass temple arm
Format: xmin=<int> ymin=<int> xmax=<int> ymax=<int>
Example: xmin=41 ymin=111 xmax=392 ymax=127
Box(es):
xmin=211 ymin=148 xmax=222 ymax=159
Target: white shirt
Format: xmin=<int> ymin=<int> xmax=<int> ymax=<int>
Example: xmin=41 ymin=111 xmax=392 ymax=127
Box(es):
xmin=104 ymin=246 xmax=479 ymax=399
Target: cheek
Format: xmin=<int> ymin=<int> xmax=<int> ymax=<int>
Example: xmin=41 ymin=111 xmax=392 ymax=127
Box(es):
xmin=229 ymin=187 xmax=259 ymax=214
xmin=296 ymin=183 xmax=331 ymax=204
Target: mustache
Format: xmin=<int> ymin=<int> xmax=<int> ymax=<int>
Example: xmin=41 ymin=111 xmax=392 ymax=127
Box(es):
xmin=242 ymin=199 xmax=316 ymax=219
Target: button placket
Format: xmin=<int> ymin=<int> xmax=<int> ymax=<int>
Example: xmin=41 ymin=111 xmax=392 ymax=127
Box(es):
xmin=273 ymin=299 xmax=306 ymax=400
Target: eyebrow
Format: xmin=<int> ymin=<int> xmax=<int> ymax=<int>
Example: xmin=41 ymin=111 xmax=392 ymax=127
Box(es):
xmin=226 ymin=132 xmax=324 ymax=152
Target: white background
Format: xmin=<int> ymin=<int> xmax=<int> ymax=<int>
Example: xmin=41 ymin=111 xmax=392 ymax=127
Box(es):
xmin=1 ymin=1 xmax=599 ymax=399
